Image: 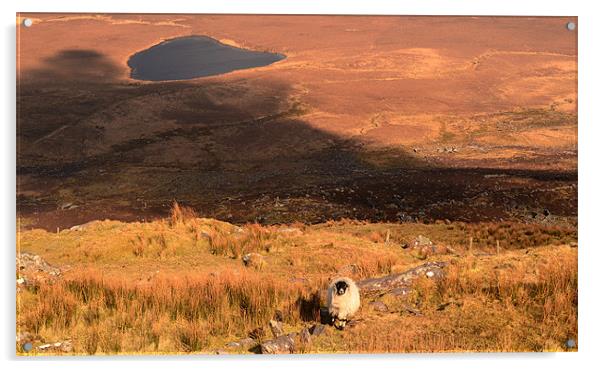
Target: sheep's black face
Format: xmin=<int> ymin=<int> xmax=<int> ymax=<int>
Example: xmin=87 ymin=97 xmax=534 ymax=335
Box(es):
xmin=335 ymin=281 xmax=348 ymax=296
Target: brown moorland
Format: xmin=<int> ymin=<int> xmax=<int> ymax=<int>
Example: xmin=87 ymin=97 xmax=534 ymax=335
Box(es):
xmin=17 ymin=14 xmax=577 ymax=229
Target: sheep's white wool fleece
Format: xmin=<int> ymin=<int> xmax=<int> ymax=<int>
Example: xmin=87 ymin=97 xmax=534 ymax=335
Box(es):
xmin=327 ymin=277 xmax=361 ymax=320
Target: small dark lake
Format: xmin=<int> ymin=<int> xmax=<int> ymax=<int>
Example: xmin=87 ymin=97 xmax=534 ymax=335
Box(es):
xmin=127 ymin=36 xmax=285 ymax=81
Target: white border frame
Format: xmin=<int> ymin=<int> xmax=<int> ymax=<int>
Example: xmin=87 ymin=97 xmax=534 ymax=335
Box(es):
xmin=3 ymin=1 xmax=600 ymax=368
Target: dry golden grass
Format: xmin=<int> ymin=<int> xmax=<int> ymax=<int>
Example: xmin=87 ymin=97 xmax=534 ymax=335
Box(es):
xmin=207 ymin=223 xmax=281 ymax=259
xmin=16 ymin=206 xmax=578 ymax=354
xmin=464 ymin=222 xmax=577 ymax=250
xmin=332 ymin=220 xmax=576 ymax=253
xmin=169 ymin=201 xmax=198 ymax=226
xmin=18 ymin=269 xmax=324 ymax=354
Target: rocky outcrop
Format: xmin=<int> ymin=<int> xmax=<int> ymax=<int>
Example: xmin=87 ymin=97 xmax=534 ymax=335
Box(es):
xmin=69 ymin=221 xmax=95 ymax=231
xmin=413 ymin=235 xmax=433 ymax=247
xmin=260 ymin=334 xmax=295 ymax=354
xmin=225 ymin=337 xmax=256 ymax=350
xmin=357 ymin=261 xmax=447 ymax=296
xmin=268 ymin=319 xmax=284 ymax=338
xmin=298 ymin=328 xmax=311 ymax=346
xmin=408 ymin=235 xmax=450 ymax=259
xmin=17 ymin=252 xmax=61 ymax=277
xmin=253 ymin=321 xmax=328 ymax=354
xmin=309 ymin=323 xmax=326 ymax=336
xmin=37 ymin=340 xmax=73 ymax=353
xmin=17 ymin=252 xmax=61 ymax=290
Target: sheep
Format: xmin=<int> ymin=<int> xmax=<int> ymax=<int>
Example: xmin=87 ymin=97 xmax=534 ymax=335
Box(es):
xmin=326 ymin=277 xmax=360 ymax=330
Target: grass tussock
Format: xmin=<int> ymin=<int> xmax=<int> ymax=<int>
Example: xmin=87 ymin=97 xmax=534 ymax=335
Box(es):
xmin=130 ymin=233 xmax=170 ymax=258
xmin=169 ymin=201 xmax=198 ymax=226
xmin=207 ymin=223 xmax=281 ymax=258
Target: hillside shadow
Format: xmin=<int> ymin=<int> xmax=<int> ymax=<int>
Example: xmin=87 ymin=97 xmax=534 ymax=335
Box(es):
xmin=25 ymin=49 xmax=122 ymax=84
xmin=17 ymin=49 xmax=577 ymax=229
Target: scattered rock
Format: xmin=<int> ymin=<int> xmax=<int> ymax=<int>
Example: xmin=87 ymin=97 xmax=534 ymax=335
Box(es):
xmin=59 ymin=341 xmax=73 ymax=353
xmin=390 ymin=287 xmax=412 ymax=296
xmin=409 ymin=235 xmax=450 ymax=259
xmin=413 ymin=235 xmax=433 ymax=247
xmin=368 ymin=301 xmax=388 ymax=312
xmin=260 ymin=334 xmax=295 ymax=354
xmin=357 ymin=261 xmax=447 ymax=296
xmin=412 ymin=246 xmax=431 ymax=260
xmin=268 ymin=319 xmax=284 ymax=338
xmin=225 ymin=341 xmax=240 ymax=348
xmin=238 ymin=337 xmax=256 ymax=348
xmin=69 ymin=221 xmax=94 ymax=231
xmin=569 ymin=242 xmax=578 ymax=248
xmin=215 ymin=349 xmax=228 ymax=355
xmin=298 ymin=328 xmax=311 ymax=346
xmin=36 ymin=340 xmax=72 ymax=353
xmin=402 ymin=305 xmax=423 ymax=316
xmin=59 ymin=202 xmax=76 ymax=210
xmin=17 ymin=252 xmax=61 ymax=282
xmin=309 ymin=323 xmax=326 ymax=336
xmin=242 ymin=253 xmax=266 ymax=270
